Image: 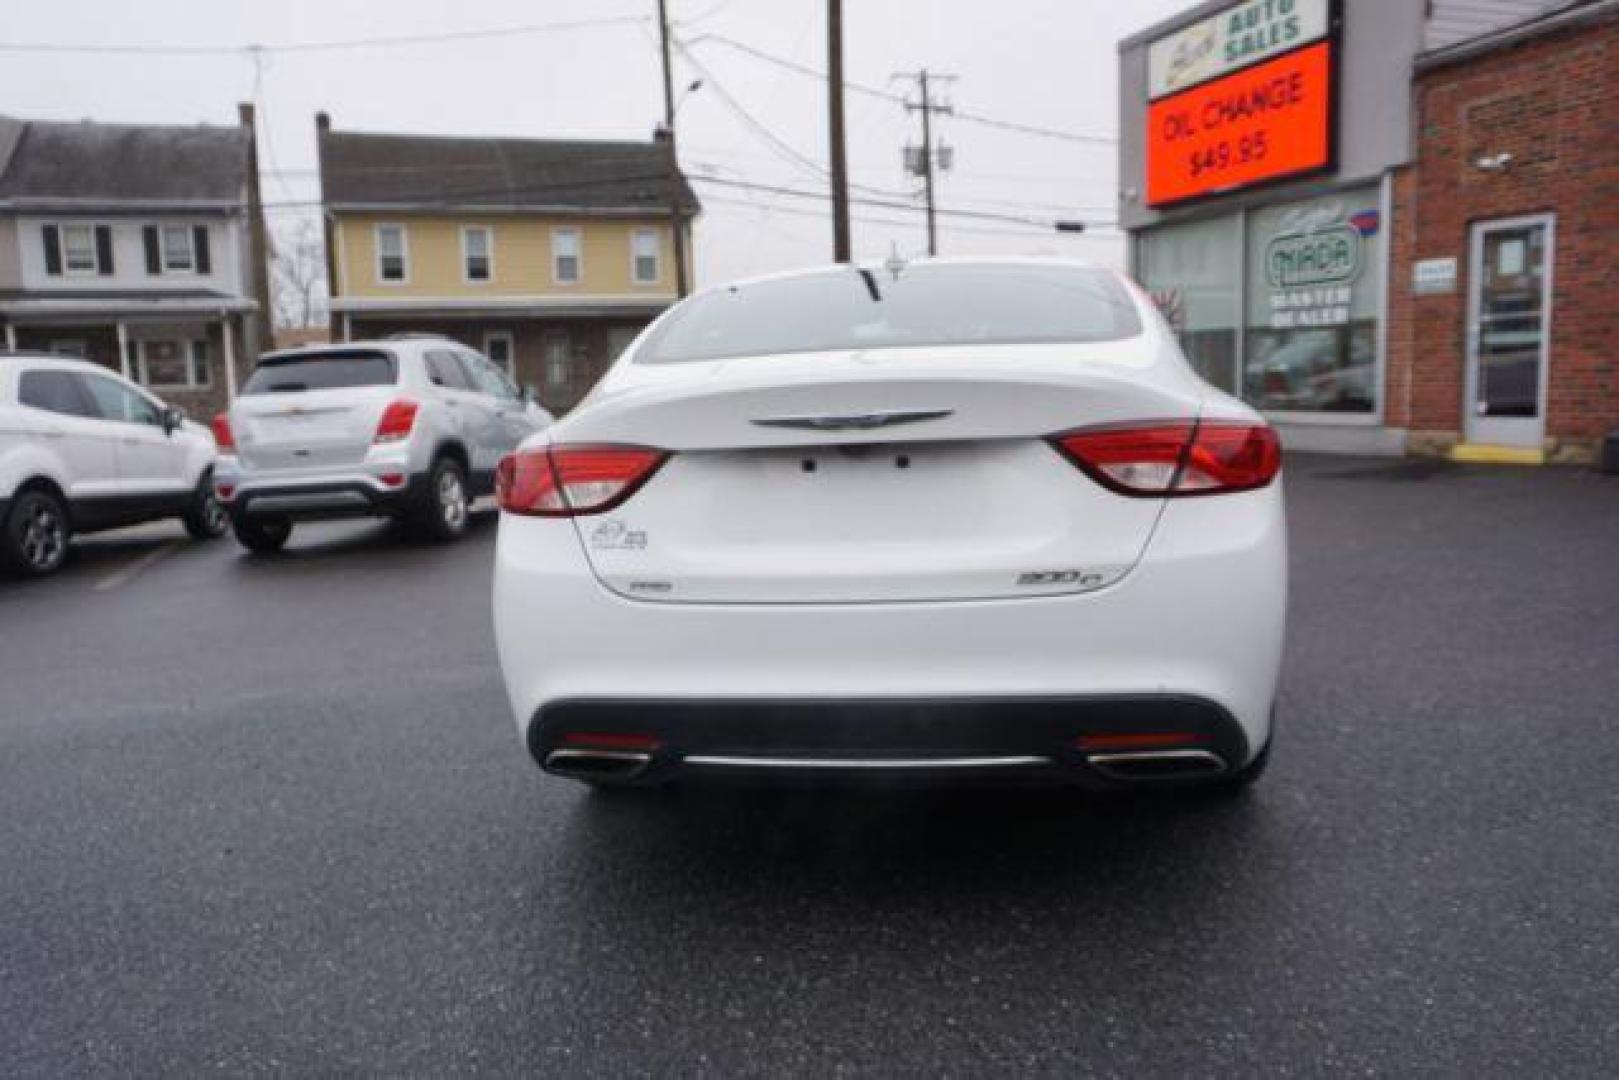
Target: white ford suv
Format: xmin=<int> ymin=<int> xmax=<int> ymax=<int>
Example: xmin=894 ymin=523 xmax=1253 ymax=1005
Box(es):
xmin=213 ymin=337 xmax=552 ymax=552
xmin=0 ymin=352 xmax=224 ymax=576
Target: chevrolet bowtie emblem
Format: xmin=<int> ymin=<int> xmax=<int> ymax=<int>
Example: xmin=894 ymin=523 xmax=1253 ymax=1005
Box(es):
xmin=751 ymin=409 xmax=953 ymax=432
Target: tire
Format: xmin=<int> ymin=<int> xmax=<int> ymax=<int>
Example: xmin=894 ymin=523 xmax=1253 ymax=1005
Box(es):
xmin=182 ymin=476 xmax=229 ymax=540
xmin=231 ymin=514 xmax=293 ymax=554
xmin=411 ymin=456 xmax=470 ymax=542
xmin=1 ymin=489 xmax=71 ymax=576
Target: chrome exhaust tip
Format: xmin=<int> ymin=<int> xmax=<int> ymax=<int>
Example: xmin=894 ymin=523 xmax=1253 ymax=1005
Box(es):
xmin=543 ymin=748 xmax=653 ymax=782
xmin=1085 ymin=748 xmax=1228 ymax=783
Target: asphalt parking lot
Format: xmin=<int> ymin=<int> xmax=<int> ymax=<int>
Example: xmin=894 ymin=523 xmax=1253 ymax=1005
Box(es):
xmin=2 ymin=455 xmax=1617 ymax=1074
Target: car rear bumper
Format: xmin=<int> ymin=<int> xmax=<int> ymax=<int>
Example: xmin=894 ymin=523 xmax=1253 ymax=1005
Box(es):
xmin=494 ymin=482 xmax=1288 ymax=783
xmin=528 ymin=694 xmax=1253 ymax=787
xmin=226 ymin=476 xmax=426 ymax=521
xmin=214 ymin=444 xmax=432 ymax=522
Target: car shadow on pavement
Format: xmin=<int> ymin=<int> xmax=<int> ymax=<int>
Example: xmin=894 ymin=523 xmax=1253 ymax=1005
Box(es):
xmin=520 ymin=783 xmax=1293 ymax=1037
xmin=0 ymin=523 xmax=192 ymax=592
xmin=224 ymin=507 xmax=499 ymax=565
xmin=553 ymin=782 xmax=1284 ymax=909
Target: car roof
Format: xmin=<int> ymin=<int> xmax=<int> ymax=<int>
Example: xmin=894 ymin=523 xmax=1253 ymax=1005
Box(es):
xmin=254 ymin=337 xmax=454 ymax=364
xmin=0 ymin=351 xmax=119 ymax=376
xmin=683 ymin=255 xmax=1117 ymax=300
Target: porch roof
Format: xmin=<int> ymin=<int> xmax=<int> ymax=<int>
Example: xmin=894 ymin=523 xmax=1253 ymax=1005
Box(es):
xmin=0 ymin=289 xmax=256 ymax=319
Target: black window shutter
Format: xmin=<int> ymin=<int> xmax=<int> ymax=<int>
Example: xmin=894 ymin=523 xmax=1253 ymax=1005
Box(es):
xmin=143 ymin=226 xmax=160 ymax=274
xmin=94 ymin=226 xmax=114 ymax=276
xmin=193 ymin=226 xmax=211 ymax=274
xmin=42 ymin=225 xmax=62 ymax=275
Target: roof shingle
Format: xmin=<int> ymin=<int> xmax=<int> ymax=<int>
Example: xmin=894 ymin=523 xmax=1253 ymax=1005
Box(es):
xmin=0 ymin=119 xmax=248 ymax=205
xmin=319 ymin=129 xmax=699 ymax=214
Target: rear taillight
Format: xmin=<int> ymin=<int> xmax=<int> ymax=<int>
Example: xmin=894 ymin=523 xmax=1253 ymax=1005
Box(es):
xmin=1051 ymin=421 xmax=1280 ymax=497
xmin=374 ymin=399 xmax=419 ymax=444
xmin=496 ymin=444 xmax=667 ymax=517
xmin=210 ymin=413 xmax=236 ymax=452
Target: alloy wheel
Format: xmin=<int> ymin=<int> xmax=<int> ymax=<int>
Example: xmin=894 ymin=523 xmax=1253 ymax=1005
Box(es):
xmin=202 ymin=492 xmax=228 ymax=533
xmin=21 ymin=502 xmax=66 ymax=570
xmin=439 ymin=471 xmax=467 ymax=531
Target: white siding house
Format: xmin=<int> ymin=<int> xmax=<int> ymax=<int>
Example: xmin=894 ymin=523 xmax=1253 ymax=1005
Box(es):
xmin=0 ymin=113 xmax=263 ymax=417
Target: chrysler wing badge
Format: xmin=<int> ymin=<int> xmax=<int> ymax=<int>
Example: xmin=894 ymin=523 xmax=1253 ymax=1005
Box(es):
xmin=750 ymin=408 xmax=953 ymax=432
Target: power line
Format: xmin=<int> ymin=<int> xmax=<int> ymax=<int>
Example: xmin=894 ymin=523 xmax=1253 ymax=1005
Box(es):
xmin=670 ymin=34 xmax=917 ymax=203
xmin=693 ymin=174 xmax=1114 ymax=230
xmin=686 ymin=32 xmax=1117 ymax=146
xmin=0 ymin=15 xmax=648 ymax=57
xmin=674 ymin=0 xmax=741 ymax=28
xmin=249 ymin=166 xmax=1113 ymax=232
xmin=698 ymin=192 xmax=1101 ymax=241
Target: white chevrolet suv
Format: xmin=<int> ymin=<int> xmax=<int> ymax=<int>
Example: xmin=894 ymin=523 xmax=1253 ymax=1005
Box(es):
xmin=0 ymin=352 xmax=224 ymax=576
xmin=214 ymin=337 xmax=552 ymax=552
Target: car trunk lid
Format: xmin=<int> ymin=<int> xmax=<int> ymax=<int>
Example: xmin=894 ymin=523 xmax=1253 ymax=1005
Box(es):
xmin=555 ymin=346 xmax=1200 ymax=604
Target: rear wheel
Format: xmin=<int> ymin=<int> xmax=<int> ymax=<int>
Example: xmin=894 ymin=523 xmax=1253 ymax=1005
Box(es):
xmin=2 ymin=490 xmax=71 ymax=576
xmin=231 ymin=514 xmax=293 ymax=554
xmin=182 ymin=477 xmax=229 ymax=540
xmin=411 ymin=456 xmax=470 ymax=542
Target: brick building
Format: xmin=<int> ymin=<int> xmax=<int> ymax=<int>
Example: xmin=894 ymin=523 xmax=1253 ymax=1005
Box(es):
xmin=1118 ymin=0 xmax=1617 ymax=463
xmin=1389 ymin=8 xmax=1618 ymax=460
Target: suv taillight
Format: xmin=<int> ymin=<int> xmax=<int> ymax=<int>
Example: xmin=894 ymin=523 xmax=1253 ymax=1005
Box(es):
xmin=1051 ymin=421 xmax=1280 ymax=496
xmin=496 ymin=444 xmax=667 ymax=517
xmin=211 ymin=413 xmax=236 ymax=452
xmin=374 ymin=399 xmax=419 ymax=444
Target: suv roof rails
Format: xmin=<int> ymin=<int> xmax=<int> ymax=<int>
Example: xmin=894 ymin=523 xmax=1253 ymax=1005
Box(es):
xmin=381 ymin=332 xmax=453 ymax=341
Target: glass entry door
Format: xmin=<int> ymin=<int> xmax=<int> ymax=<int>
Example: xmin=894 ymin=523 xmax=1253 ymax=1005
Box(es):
xmin=1465 ymin=216 xmax=1553 ymax=447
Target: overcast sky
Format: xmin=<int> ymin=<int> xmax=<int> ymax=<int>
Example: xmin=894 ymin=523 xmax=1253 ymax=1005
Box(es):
xmin=0 ymin=0 xmax=1189 ymax=289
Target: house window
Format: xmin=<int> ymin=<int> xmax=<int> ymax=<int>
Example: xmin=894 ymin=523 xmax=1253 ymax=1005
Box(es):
xmin=463 ymin=226 xmax=492 ymax=283
xmin=376 ymin=224 xmax=408 ymax=283
xmin=135 ymin=339 xmax=211 ymax=390
xmin=543 ymin=330 xmax=571 ymax=389
xmin=161 ymin=225 xmax=196 ymax=272
xmin=632 ymin=229 xmax=661 ymax=285
xmin=483 ymin=331 xmax=516 ymax=377
xmin=61 ymin=225 xmax=99 ymax=274
xmin=552 ymin=228 xmax=582 ymax=284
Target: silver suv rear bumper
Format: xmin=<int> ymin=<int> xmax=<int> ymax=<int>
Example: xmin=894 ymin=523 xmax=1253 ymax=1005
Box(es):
xmin=220 ymin=471 xmax=426 ymax=522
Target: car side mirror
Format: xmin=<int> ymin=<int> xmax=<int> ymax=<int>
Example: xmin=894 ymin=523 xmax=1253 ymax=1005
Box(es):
xmin=161 ymin=405 xmax=185 ymax=435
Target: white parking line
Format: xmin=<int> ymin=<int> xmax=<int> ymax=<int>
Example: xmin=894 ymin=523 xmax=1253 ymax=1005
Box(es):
xmin=93 ymin=541 xmax=181 ymax=592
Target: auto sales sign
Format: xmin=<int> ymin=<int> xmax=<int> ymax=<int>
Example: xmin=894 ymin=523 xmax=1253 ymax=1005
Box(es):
xmin=1144 ymin=0 xmax=1336 ymax=206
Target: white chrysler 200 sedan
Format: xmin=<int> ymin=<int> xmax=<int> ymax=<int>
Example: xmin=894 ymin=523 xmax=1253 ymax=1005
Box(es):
xmin=493 ymin=259 xmax=1285 ymax=793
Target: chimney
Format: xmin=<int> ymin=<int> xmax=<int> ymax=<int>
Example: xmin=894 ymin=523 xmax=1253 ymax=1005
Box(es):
xmin=316 ymin=111 xmax=331 ymax=135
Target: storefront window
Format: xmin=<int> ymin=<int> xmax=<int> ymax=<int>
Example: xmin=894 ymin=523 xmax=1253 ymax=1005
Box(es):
xmin=1138 ymin=215 xmax=1240 ymax=393
xmin=1243 ymin=188 xmax=1381 ymax=414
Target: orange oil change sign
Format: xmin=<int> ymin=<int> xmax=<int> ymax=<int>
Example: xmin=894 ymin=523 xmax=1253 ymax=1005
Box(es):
xmin=1146 ymin=40 xmax=1332 ymax=206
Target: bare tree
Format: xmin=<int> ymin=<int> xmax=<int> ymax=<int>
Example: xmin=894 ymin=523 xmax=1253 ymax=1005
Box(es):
xmin=269 ymin=215 xmax=328 ymax=330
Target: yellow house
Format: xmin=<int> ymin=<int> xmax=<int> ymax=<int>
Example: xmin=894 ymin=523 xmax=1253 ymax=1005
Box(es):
xmin=317 ymin=114 xmax=697 ymax=412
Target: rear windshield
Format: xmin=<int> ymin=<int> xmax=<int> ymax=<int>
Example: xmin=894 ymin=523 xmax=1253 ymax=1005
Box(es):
xmin=638 ymin=264 xmax=1143 ymax=364
xmin=241 ymin=350 xmax=396 ymax=394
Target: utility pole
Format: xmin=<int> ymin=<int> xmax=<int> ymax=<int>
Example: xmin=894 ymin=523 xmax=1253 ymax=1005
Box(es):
xmin=897 ymin=70 xmax=955 ymax=256
xmin=238 ymin=102 xmax=274 ymax=379
xmin=827 ymin=0 xmax=851 ymax=262
xmin=656 ymin=0 xmax=690 ymax=297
